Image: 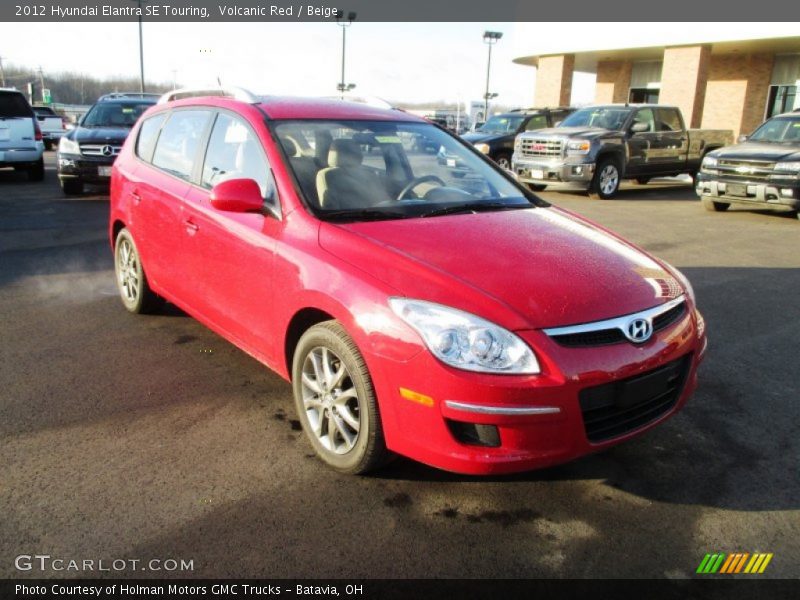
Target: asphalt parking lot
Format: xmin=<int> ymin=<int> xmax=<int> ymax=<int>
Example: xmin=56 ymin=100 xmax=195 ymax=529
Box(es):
xmin=1 ymin=154 xmax=798 ymax=579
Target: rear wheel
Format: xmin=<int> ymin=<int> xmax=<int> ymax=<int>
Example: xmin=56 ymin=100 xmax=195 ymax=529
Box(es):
xmin=702 ymin=198 xmax=730 ymax=212
xmin=494 ymin=153 xmax=511 ymax=170
xmin=292 ymin=321 xmax=389 ymax=474
xmin=27 ymin=158 xmax=45 ymax=182
xmin=635 ymin=177 xmax=650 ymax=185
xmin=44 ymin=141 xmax=53 ymax=151
xmin=60 ymin=179 xmax=84 ymax=196
xmin=114 ymin=228 xmax=163 ymax=314
xmin=589 ymin=157 xmax=621 ymax=199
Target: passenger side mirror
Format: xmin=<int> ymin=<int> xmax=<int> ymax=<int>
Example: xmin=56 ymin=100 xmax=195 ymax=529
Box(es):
xmin=630 ymin=122 xmax=650 ymax=134
xmin=737 ymin=134 xmax=749 ymax=143
xmin=209 ymin=178 xmax=264 ymax=213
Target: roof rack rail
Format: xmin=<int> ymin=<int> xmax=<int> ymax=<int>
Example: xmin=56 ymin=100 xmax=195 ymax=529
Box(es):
xmin=158 ymin=86 xmax=260 ymax=105
xmin=99 ymin=92 xmax=161 ymax=101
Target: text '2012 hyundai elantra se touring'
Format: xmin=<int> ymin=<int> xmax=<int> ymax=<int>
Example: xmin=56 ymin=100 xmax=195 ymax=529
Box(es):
xmin=109 ymin=87 xmax=707 ymax=475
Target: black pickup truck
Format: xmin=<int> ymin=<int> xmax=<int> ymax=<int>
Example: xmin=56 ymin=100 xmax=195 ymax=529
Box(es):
xmin=695 ymin=112 xmax=800 ymax=218
xmin=512 ymin=104 xmax=732 ymax=198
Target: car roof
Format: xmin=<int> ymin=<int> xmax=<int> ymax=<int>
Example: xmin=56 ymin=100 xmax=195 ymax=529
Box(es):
xmin=257 ymin=96 xmax=424 ymax=122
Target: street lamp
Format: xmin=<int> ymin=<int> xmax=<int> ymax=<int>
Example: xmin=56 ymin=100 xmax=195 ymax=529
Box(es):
xmin=127 ymin=0 xmax=148 ymax=93
xmin=482 ymin=30 xmax=503 ymax=121
xmin=336 ymin=11 xmax=357 ymax=99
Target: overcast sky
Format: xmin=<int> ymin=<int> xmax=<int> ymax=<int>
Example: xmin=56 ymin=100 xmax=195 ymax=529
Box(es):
xmin=1 ymin=22 xmax=797 ymax=107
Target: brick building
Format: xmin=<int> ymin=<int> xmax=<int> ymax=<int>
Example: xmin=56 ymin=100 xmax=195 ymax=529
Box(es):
xmin=513 ymin=35 xmax=800 ymax=137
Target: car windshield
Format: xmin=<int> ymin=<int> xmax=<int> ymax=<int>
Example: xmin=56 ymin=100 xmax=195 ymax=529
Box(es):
xmin=478 ymin=115 xmax=524 ymax=134
xmin=274 ymin=120 xmax=537 ymax=221
xmin=81 ymin=102 xmax=153 ymax=127
xmin=560 ymin=107 xmax=631 ymax=131
xmin=749 ymin=116 xmax=800 ymax=143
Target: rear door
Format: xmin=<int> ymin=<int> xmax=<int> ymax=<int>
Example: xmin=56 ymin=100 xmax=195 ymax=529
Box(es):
xmin=655 ymin=107 xmax=689 ymax=171
xmin=0 ymin=91 xmax=36 ymax=155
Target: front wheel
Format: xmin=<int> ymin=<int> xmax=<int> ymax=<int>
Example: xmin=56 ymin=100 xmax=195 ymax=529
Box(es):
xmin=292 ymin=321 xmax=388 ymax=474
xmin=589 ymin=158 xmax=621 ymax=199
xmin=494 ymin=153 xmax=511 ymax=170
xmin=114 ymin=228 xmax=163 ymax=314
xmin=702 ymin=198 xmax=730 ymax=212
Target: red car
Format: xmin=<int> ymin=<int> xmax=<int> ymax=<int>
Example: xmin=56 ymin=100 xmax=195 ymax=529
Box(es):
xmin=109 ymin=87 xmax=707 ymax=475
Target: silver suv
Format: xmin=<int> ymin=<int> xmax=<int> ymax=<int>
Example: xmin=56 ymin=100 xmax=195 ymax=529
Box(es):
xmin=0 ymin=89 xmax=45 ymax=181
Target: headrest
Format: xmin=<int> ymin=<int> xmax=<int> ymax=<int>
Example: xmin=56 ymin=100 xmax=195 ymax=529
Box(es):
xmin=279 ymin=137 xmax=298 ymax=157
xmin=328 ymin=139 xmax=363 ymax=168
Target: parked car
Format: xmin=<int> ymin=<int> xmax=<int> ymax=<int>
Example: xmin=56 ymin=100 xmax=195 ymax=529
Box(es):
xmin=110 ymin=87 xmax=706 ymax=475
xmin=57 ymin=92 xmax=159 ymax=195
xmin=0 ymin=88 xmax=45 ymax=181
xmin=32 ymin=106 xmax=68 ymax=150
xmin=512 ymin=104 xmax=732 ymax=198
xmin=464 ymin=107 xmax=574 ymax=170
xmin=696 ymin=112 xmax=800 ymax=218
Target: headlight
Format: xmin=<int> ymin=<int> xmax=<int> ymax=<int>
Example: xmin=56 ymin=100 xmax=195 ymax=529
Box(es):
xmin=389 ymin=298 xmax=540 ymax=374
xmin=566 ymin=140 xmax=591 ymax=155
xmin=701 ymin=155 xmax=718 ymax=171
xmin=58 ymin=136 xmax=80 ymax=155
xmin=474 ymin=143 xmax=491 ymax=154
xmin=774 ymin=161 xmax=800 ymax=173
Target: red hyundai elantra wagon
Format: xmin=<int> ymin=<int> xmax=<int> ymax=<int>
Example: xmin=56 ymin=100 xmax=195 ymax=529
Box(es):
xmin=109 ymin=87 xmax=707 ymax=475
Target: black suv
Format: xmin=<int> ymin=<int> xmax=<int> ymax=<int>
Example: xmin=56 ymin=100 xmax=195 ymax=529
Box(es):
xmin=57 ymin=93 xmax=159 ymax=195
xmin=462 ymin=107 xmax=574 ymax=169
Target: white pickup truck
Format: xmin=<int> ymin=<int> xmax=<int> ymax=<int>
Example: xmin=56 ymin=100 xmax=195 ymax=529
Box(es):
xmin=33 ymin=105 xmax=68 ymax=150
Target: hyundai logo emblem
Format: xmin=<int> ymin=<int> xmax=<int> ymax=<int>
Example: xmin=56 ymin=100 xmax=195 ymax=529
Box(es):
xmin=625 ymin=318 xmax=653 ymax=343
xmin=101 ymin=145 xmax=114 ymax=157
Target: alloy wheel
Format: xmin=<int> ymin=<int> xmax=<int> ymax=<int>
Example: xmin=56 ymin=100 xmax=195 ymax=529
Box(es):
xmin=116 ymin=238 xmax=140 ymax=304
xmin=600 ymin=164 xmax=619 ymax=195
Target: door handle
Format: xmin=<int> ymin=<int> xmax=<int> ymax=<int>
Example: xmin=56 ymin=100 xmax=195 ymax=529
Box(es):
xmin=130 ymin=191 xmax=142 ymax=204
xmin=183 ymin=219 xmax=199 ymax=234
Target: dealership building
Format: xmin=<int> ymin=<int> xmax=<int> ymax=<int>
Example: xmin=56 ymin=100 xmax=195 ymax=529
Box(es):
xmin=513 ymin=32 xmax=800 ymax=137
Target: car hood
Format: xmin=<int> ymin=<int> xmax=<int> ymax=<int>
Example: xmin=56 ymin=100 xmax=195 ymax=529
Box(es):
xmin=711 ymin=142 xmax=800 ymax=162
xmin=319 ymin=207 xmax=682 ymax=330
xmin=463 ymin=132 xmax=508 ymax=144
xmin=531 ymin=126 xmax=611 ymax=139
xmin=67 ymin=126 xmax=132 ymax=144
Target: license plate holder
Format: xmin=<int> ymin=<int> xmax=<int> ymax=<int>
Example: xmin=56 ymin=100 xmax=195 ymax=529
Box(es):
xmin=98 ymin=166 xmax=113 ymax=177
xmin=531 ymin=169 xmax=545 ymax=180
xmin=726 ymin=183 xmax=747 ymax=197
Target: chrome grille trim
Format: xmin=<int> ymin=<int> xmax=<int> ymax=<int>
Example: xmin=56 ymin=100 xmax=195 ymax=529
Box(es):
xmin=715 ymin=159 xmax=775 ymax=182
xmin=79 ymin=144 xmax=122 ymax=157
xmin=519 ymin=137 xmax=564 ymax=158
xmin=543 ymin=296 xmax=687 ymax=341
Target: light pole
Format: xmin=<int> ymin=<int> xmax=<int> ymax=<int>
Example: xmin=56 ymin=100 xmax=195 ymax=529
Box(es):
xmin=336 ymin=11 xmax=356 ymax=99
xmin=482 ymin=30 xmax=503 ymax=122
xmin=127 ymin=0 xmax=147 ymax=93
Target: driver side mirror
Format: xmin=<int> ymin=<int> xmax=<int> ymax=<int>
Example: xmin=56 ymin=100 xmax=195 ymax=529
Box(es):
xmin=737 ymin=134 xmax=749 ymax=143
xmin=210 ymin=178 xmax=264 ymax=213
xmin=630 ymin=122 xmax=650 ymax=134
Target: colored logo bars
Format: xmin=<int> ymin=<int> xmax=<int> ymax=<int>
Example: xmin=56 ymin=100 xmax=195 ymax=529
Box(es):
xmin=696 ymin=552 xmax=773 ymax=574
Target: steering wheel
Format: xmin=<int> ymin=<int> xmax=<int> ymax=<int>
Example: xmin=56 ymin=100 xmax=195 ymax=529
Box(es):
xmin=396 ymin=175 xmax=446 ymax=200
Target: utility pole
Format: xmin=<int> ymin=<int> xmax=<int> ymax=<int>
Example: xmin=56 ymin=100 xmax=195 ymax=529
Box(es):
xmin=37 ymin=66 xmax=45 ymax=102
xmin=482 ymin=31 xmax=503 ymax=122
xmin=0 ymin=56 xmax=6 ymax=88
xmin=138 ymin=0 xmax=145 ymax=92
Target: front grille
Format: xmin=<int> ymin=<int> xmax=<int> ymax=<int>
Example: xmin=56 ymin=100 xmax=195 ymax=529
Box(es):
xmin=715 ymin=159 xmax=775 ymax=182
xmin=551 ymin=301 xmax=687 ymax=348
xmin=579 ymin=354 xmax=691 ymax=443
xmin=519 ymin=137 xmax=563 ymax=158
xmin=79 ymin=144 xmax=122 ymax=157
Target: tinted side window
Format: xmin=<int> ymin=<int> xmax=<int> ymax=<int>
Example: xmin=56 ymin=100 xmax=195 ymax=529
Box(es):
xmin=135 ymin=113 xmax=167 ymax=162
xmin=524 ymin=115 xmax=549 ymax=131
xmin=656 ymin=108 xmax=683 ymax=132
xmin=201 ymin=113 xmax=274 ymax=200
xmin=632 ymin=108 xmax=656 ymax=133
xmin=152 ymin=110 xmax=210 ymax=181
xmin=0 ymin=92 xmax=34 ymax=118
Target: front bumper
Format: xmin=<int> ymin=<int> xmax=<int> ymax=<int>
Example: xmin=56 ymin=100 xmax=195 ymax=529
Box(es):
xmin=512 ymin=155 xmax=595 ymax=188
xmin=0 ymin=147 xmax=43 ymax=167
xmin=57 ymin=152 xmax=115 ymax=184
xmin=367 ymin=306 xmax=706 ymax=475
xmin=695 ymin=173 xmax=800 ymax=210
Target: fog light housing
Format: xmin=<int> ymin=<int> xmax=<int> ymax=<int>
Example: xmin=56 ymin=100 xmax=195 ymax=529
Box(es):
xmin=572 ymin=166 xmax=583 ymax=175
xmin=781 ymin=189 xmax=794 ymax=198
xmin=446 ymin=419 xmax=500 ymax=447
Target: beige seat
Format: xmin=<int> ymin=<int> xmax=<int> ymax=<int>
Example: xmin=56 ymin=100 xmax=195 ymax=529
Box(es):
xmin=315 ymin=139 xmax=393 ymax=209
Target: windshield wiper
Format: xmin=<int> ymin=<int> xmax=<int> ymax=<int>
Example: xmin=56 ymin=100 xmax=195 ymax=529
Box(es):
xmin=421 ymin=202 xmax=529 ymax=218
xmin=322 ymin=208 xmax=409 ymax=222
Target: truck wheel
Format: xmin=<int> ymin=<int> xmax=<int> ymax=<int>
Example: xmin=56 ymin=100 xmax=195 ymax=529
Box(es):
xmin=635 ymin=177 xmax=650 ymax=185
xmin=494 ymin=153 xmax=511 ymax=170
xmin=114 ymin=228 xmax=163 ymax=314
xmin=589 ymin=157 xmax=621 ymax=199
xmin=702 ymin=198 xmax=729 ymax=212
xmin=527 ymin=183 xmax=547 ymax=192
xmin=292 ymin=321 xmax=389 ymax=474
xmin=61 ymin=179 xmax=84 ymax=196
xmin=27 ymin=158 xmax=45 ymax=182
xmin=44 ymin=141 xmax=53 ymax=151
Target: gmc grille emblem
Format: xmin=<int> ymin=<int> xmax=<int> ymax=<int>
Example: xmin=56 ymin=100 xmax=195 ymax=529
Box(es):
xmin=532 ymin=143 xmax=546 ymax=151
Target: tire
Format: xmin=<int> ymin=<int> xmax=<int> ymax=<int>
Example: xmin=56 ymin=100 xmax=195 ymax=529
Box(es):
xmin=635 ymin=177 xmax=650 ymax=185
xmin=494 ymin=153 xmax=512 ymax=171
xmin=701 ymin=197 xmax=730 ymax=212
xmin=44 ymin=140 xmax=53 ymax=151
xmin=60 ymin=179 xmax=84 ymax=196
xmin=114 ymin=228 xmax=163 ymax=314
xmin=27 ymin=158 xmax=45 ymax=182
xmin=292 ymin=321 xmax=389 ymax=474
xmin=589 ymin=157 xmax=621 ymax=199
xmin=527 ymin=183 xmax=547 ymax=192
